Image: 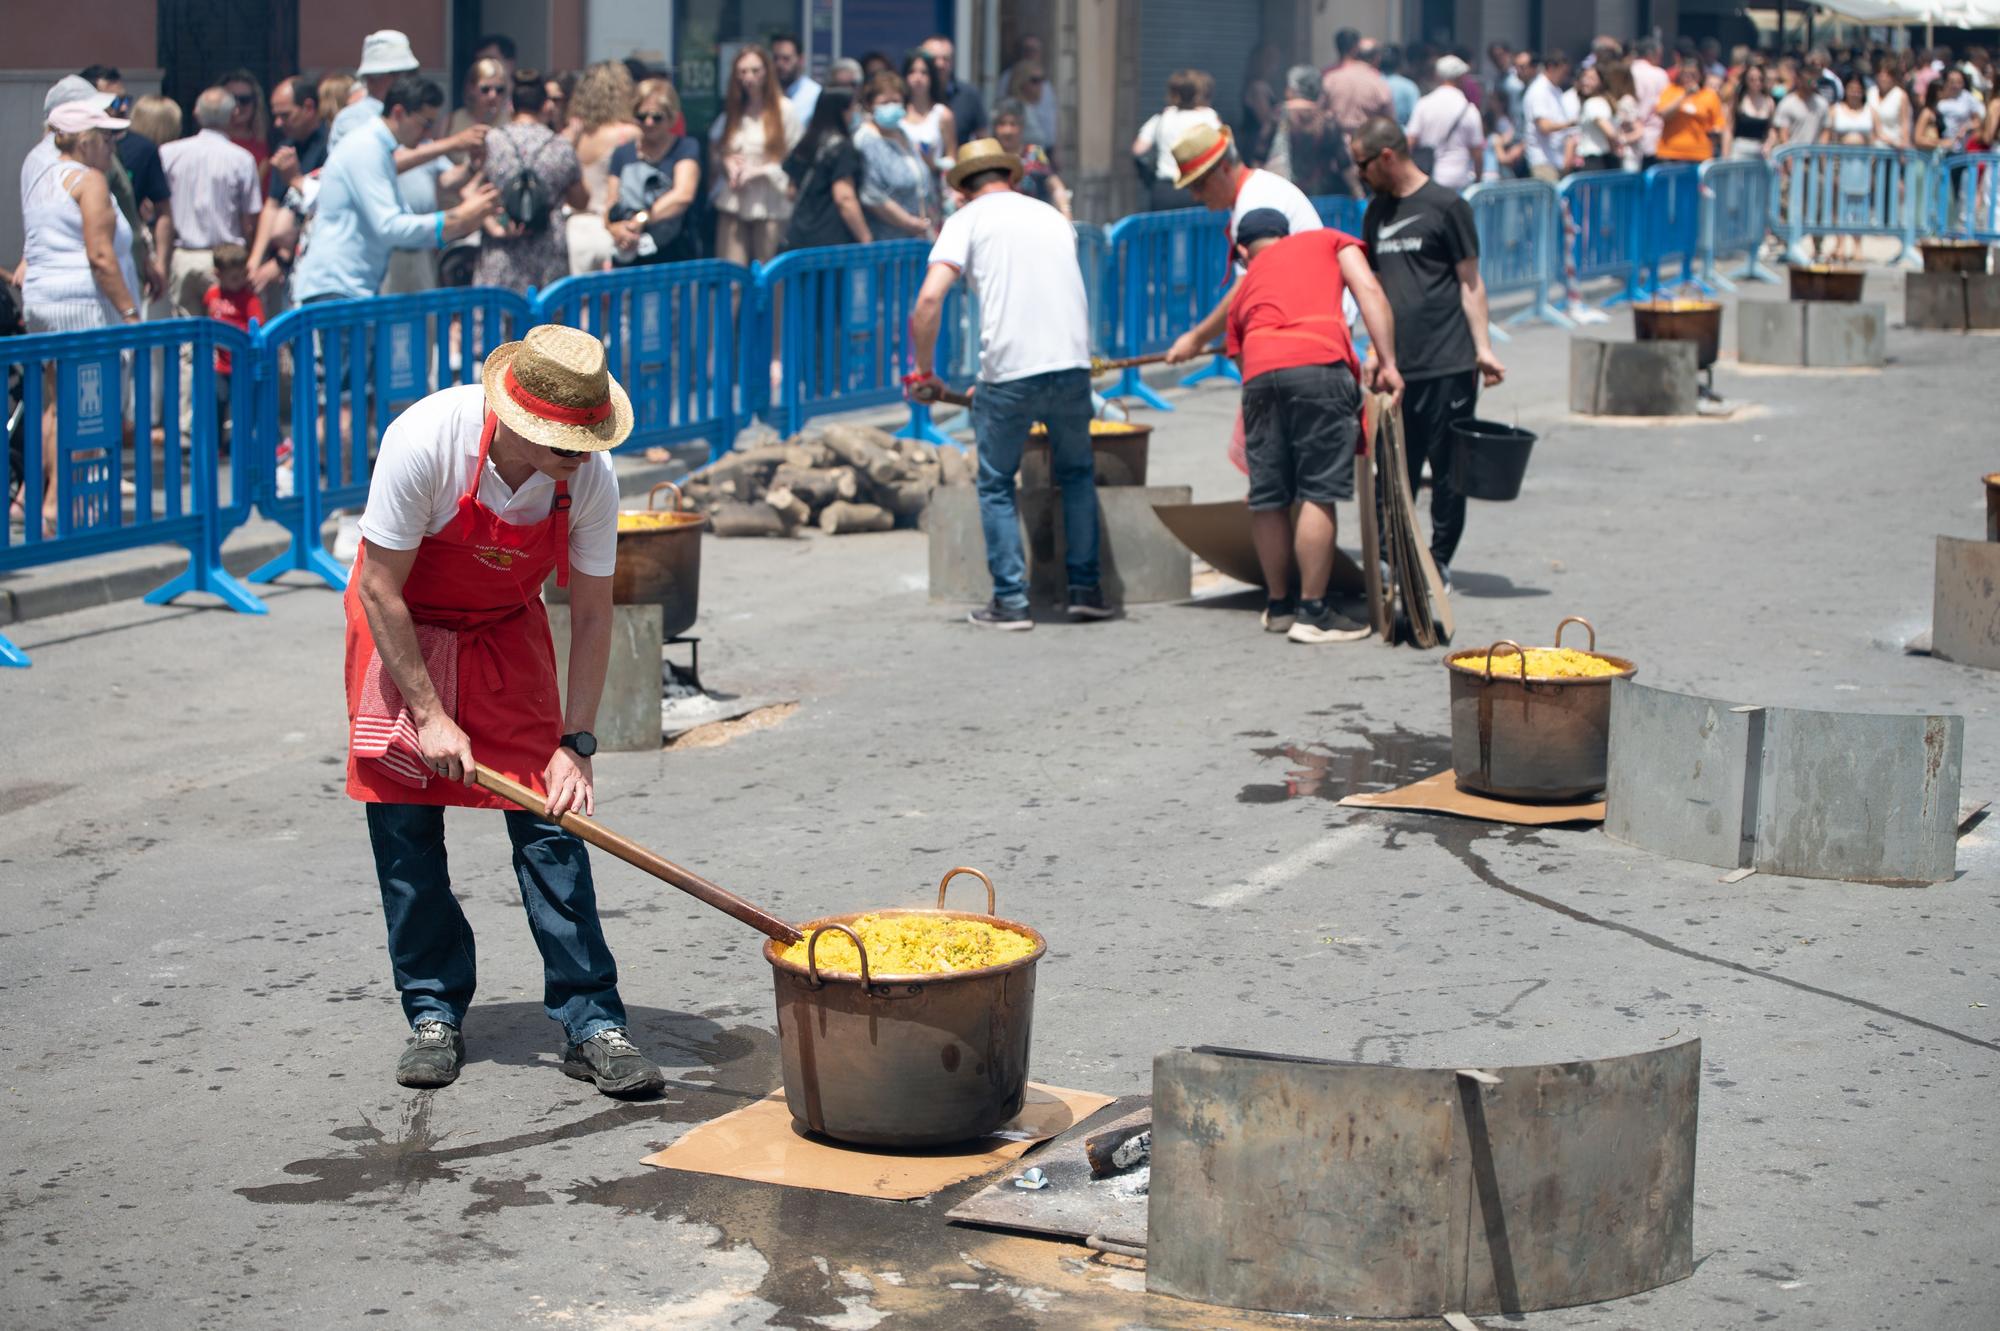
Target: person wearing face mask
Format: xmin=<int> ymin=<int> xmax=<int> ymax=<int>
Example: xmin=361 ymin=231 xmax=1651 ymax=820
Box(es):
xmin=1352 ymin=117 xmax=1504 ymax=591
xmin=854 ymin=71 xmax=935 ymax=239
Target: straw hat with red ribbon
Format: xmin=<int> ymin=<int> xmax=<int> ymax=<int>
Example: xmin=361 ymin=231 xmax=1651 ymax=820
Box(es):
xmin=481 ymin=324 xmax=633 ymax=452
xmin=1171 ymin=122 xmax=1234 ymax=189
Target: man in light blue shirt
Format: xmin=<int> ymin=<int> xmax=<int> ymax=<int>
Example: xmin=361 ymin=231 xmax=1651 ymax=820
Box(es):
xmin=770 ymin=34 xmax=821 ymax=124
xmin=292 ymin=77 xmax=497 ymax=303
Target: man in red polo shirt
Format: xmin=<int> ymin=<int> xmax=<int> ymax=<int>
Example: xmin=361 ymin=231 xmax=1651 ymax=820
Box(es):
xmin=1225 ymin=208 xmax=1401 ymax=644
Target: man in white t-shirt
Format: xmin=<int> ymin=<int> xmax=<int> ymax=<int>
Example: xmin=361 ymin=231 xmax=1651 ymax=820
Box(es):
xmin=1521 ymin=53 xmax=1575 ymax=181
xmin=1404 ymin=55 xmax=1484 ymax=192
xmin=346 ymin=325 xmax=666 ymax=1100
xmin=1159 ymin=123 xmax=1324 ymax=366
xmin=909 ymin=139 xmax=1108 ymax=631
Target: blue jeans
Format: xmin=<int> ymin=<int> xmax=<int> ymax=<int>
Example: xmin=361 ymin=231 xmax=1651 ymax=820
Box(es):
xmin=972 ymin=368 xmax=1099 ymax=608
xmin=365 ymin=803 xmax=627 ymax=1044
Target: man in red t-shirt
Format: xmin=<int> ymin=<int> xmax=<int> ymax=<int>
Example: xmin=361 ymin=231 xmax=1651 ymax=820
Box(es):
xmin=1225 ymin=208 xmax=1401 ymax=644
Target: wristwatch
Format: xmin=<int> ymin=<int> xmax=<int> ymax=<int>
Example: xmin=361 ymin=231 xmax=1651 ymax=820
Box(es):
xmin=561 ymin=731 xmax=598 ymax=758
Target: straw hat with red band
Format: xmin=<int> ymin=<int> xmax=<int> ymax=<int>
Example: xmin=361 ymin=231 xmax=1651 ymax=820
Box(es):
xmin=481 ymin=324 xmax=633 ymax=452
xmin=1171 ymin=122 xmax=1234 ymax=189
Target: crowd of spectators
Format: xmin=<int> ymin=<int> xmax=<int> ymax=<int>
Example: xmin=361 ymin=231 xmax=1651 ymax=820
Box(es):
xmin=8 ymin=22 xmax=2000 ymax=333
xmin=1210 ymin=28 xmax=2000 ymax=201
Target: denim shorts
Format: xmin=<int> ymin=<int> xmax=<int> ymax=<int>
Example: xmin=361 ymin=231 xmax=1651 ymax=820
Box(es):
xmin=1241 ymin=362 xmax=1361 ymax=510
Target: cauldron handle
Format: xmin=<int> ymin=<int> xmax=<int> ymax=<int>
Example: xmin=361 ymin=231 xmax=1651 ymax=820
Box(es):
xmin=1482 ymin=640 xmax=1528 ymax=686
xmin=648 ymin=481 xmax=685 ymax=513
xmin=1554 ymin=616 xmax=1597 ymax=652
xmin=806 ymin=923 xmax=872 ymax=991
xmin=938 ymin=865 xmax=996 ymax=915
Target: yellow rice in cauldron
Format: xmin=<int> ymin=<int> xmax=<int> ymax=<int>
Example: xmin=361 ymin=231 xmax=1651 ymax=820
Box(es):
xmin=1449 ymin=647 xmax=1625 ymax=679
xmin=779 ymin=913 xmax=1037 ymax=976
xmin=617 ymin=511 xmax=696 ymax=532
xmin=1028 ymin=421 xmax=1146 ymax=436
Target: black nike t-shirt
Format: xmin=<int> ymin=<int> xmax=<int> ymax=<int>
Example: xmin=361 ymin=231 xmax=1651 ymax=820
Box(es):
xmin=1361 ymin=181 xmax=1480 ymax=381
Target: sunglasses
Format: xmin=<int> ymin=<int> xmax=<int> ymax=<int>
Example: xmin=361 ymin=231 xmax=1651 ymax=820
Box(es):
xmin=1354 ymin=149 xmax=1390 ymax=171
xmin=550 ymin=446 xmax=587 ymax=459
xmin=636 ymin=111 xmax=668 ymax=123
xmin=479 ymin=84 xmax=507 ymax=95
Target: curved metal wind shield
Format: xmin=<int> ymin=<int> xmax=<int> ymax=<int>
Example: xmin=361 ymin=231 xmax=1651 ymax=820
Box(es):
xmin=1604 ymin=680 xmax=1961 ymax=883
xmin=1147 ymin=1042 xmax=1699 ymax=1320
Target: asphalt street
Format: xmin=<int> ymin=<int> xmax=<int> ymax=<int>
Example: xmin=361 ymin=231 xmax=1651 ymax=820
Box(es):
xmin=3 ymin=267 xmax=1997 ymax=1330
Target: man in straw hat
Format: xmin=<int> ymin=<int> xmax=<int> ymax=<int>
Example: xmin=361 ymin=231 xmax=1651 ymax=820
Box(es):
xmin=1161 ymin=122 xmax=1329 ymax=369
xmin=345 ymin=324 xmax=666 ymax=1098
xmin=908 ymin=139 xmax=1113 ymax=629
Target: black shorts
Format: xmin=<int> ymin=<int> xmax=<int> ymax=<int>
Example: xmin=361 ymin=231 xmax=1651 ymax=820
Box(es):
xmin=1241 ymin=362 xmax=1361 ymax=510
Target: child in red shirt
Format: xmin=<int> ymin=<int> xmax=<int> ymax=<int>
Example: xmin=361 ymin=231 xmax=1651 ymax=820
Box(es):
xmin=201 ymin=242 xmax=262 ymax=380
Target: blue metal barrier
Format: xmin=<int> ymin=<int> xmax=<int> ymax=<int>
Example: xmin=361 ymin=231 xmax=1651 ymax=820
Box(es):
xmin=1641 ymin=163 xmax=1707 ymax=296
xmin=1699 ymin=158 xmax=1777 ymax=289
xmin=1930 ymin=152 xmax=2000 ymax=242
xmin=1771 ymin=144 xmax=1922 ymax=265
xmin=0 ymin=319 xmax=262 ymax=666
xmin=1100 ymin=208 xmax=1231 ymax=409
xmin=1462 ymin=179 xmax=1573 ymax=334
xmin=753 ymin=239 xmax=962 ymax=442
xmin=536 ymin=260 xmax=751 ymax=462
xmin=1311 ymin=194 xmax=1367 ymax=235
xmin=249 ymin=287 xmax=535 ymax=593
xmin=1074 ymin=222 xmax=1116 ymax=356
xmin=1556 ymin=170 xmax=1645 ymax=313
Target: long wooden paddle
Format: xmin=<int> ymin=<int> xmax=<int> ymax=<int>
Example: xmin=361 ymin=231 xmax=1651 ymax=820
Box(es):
xmin=473 ymin=765 xmax=804 ymax=946
xmin=907 ymin=343 xmax=1229 ymax=410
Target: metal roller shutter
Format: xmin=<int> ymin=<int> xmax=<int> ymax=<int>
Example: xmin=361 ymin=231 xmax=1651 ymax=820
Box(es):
xmin=1137 ymin=2 xmax=1263 ymax=146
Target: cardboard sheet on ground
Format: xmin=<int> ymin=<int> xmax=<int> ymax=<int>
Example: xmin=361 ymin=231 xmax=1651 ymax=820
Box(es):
xmin=640 ymin=1083 xmax=1114 ymax=1200
xmin=1340 ymin=770 xmax=1605 ymax=825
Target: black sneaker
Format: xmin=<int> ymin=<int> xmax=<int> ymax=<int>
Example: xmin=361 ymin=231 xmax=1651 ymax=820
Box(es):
xmin=1261 ymin=595 xmax=1297 ymax=633
xmin=969 ymin=600 xmax=1033 ymax=631
xmin=396 ymin=1018 xmax=464 ymax=1089
xmin=1066 ymin=587 xmax=1115 ymax=621
xmin=1288 ymin=600 xmax=1373 ymax=644
xmin=561 ymin=1027 xmax=667 ymax=1098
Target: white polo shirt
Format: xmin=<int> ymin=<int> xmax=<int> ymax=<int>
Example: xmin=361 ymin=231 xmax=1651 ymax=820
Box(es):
xmin=358 ymin=383 xmax=620 ymax=577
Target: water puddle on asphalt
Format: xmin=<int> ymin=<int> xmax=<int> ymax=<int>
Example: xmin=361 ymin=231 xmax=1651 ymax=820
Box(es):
xmin=1238 ymin=726 xmax=1451 ymax=805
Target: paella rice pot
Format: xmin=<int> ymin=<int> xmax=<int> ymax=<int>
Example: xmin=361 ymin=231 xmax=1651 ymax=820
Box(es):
xmin=777 ymin=911 xmax=1038 ymax=976
xmin=1447 ymin=646 xmax=1625 ymax=679
xmin=617 ymin=511 xmax=703 ymax=532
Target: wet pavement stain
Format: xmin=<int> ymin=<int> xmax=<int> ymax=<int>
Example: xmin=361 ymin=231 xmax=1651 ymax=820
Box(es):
xmin=236 ymin=1016 xmax=782 ymax=1208
xmin=1238 ymin=726 xmax=1453 ymax=804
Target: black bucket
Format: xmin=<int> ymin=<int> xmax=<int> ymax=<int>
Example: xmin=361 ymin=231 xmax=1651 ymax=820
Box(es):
xmin=1449 ymin=419 xmax=1537 ymax=502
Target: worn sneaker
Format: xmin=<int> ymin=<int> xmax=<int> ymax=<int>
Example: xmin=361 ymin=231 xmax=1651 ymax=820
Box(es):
xmin=562 ymin=1027 xmax=667 ymax=1098
xmin=969 ymin=600 xmax=1033 ymax=631
xmin=1433 ymin=560 xmax=1452 ymax=593
xmin=1066 ymin=587 xmax=1115 ymax=621
xmin=1288 ymin=600 xmax=1373 ymax=644
xmin=1261 ymin=595 xmax=1297 ymax=632
xmin=396 ymin=1018 xmax=464 ymax=1089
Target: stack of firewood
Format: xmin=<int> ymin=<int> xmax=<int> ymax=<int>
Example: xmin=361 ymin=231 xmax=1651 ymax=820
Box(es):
xmin=675 ymin=423 xmax=973 ymax=537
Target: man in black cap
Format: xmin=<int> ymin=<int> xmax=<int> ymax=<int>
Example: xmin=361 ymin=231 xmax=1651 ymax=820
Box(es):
xmin=1225 ymin=207 xmax=1401 ymax=644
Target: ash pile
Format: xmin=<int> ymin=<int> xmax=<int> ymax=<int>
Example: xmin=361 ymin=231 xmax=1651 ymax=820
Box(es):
xmin=679 ymin=423 xmax=971 ymax=537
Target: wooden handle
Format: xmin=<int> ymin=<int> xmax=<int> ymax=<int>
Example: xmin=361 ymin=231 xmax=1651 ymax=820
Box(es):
xmin=1089 ymin=343 xmax=1224 ymax=375
xmin=473 ymin=765 xmax=803 ymax=946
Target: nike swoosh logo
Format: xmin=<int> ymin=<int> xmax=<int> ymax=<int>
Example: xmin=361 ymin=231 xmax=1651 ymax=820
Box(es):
xmin=1449 ymin=398 xmax=1470 ymax=410
xmin=1377 ymin=216 xmax=1421 ymax=238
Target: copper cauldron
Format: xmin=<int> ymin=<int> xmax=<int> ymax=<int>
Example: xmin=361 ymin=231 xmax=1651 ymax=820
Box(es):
xmin=1633 ymin=300 xmax=1721 ymax=370
xmin=1445 ymin=617 xmax=1638 ymax=802
xmin=1788 ymin=264 xmax=1866 ymax=302
xmin=763 ymin=868 xmax=1045 ymax=1148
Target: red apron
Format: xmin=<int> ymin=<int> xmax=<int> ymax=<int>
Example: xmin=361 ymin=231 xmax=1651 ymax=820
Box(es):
xmin=344 ymin=412 xmax=571 ymax=809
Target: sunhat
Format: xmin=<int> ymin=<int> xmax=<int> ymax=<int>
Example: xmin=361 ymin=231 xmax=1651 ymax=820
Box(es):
xmin=947 ymin=137 xmax=1024 ymax=190
xmin=1172 ymin=123 xmax=1233 ymax=189
xmin=481 ymin=325 xmax=633 ymax=452
xmin=1435 ymin=55 xmax=1471 ymax=81
xmin=44 ymin=76 xmax=111 ymax=116
xmin=47 ymin=100 xmax=130 ymax=134
xmin=357 ymin=30 xmax=421 ymax=78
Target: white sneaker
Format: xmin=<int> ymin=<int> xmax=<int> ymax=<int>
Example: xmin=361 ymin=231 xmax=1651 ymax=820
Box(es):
xmin=332 ymin=512 xmax=362 ymax=564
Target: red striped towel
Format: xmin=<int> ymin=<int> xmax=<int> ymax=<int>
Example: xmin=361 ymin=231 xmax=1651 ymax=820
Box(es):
xmin=351 ymin=625 xmax=459 ymax=789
